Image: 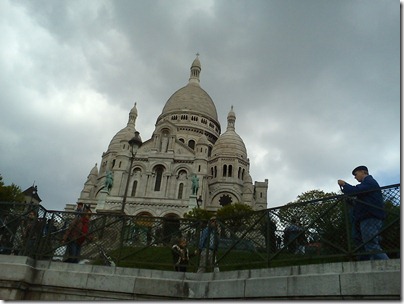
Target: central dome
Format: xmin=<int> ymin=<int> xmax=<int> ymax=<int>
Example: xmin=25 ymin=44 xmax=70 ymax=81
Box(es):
xmin=160 ymin=83 xmax=218 ymax=121
xmin=156 ymin=56 xmax=220 ymax=128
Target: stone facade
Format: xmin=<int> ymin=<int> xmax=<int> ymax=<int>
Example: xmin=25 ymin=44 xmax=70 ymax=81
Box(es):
xmin=66 ymin=56 xmax=268 ymax=218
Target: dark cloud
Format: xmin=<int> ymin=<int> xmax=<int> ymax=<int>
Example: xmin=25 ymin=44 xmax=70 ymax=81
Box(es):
xmin=0 ymin=0 xmax=399 ymax=210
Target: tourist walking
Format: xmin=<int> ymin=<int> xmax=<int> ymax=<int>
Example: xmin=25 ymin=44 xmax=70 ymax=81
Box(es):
xmin=197 ymin=216 xmax=219 ymax=273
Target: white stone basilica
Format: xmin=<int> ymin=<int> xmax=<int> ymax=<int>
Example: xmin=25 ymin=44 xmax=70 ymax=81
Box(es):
xmin=65 ymin=56 xmax=268 ymax=218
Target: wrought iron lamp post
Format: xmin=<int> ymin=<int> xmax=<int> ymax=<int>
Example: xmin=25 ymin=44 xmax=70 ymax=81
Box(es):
xmin=197 ymin=195 xmax=203 ymax=208
xmin=121 ymin=131 xmax=142 ymax=214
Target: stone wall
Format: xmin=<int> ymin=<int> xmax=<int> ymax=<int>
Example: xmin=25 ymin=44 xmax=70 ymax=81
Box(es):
xmin=0 ymin=255 xmax=400 ymax=300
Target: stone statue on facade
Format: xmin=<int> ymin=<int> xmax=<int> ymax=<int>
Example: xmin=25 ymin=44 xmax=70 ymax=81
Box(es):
xmin=105 ymin=171 xmax=114 ymax=193
xmin=191 ymin=175 xmax=199 ymax=195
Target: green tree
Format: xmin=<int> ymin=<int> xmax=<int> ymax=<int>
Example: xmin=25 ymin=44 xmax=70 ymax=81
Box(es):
xmin=380 ymin=200 xmax=400 ymax=258
xmin=0 ymin=175 xmax=25 ymax=251
xmin=0 ymin=175 xmax=24 ymax=203
xmin=278 ymin=190 xmax=339 ymax=226
xmin=216 ymin=203 xmax=254 ymax=238
xmin=277 ymin=189 xmax=346 ymax=254
xmin=216 ymin=202 xmax=253 ymax=219
xmin=183 ymin=207 xmax=212 ymax=221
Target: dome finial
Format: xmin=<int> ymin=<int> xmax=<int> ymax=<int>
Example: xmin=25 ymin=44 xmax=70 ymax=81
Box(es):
xmin=227 ymin=106 xmax=236 ymax=131
xmin=128 ymin=102 xmax=138 ymax=127
xmin=189 ymin=54 xmax=201 ymax=85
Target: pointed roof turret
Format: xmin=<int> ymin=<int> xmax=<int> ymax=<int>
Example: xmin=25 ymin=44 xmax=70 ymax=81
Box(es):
xmin=227 ymin=105 xmax=236 ymax=131
xmin=84 ymin=163 xmax=98 ymax=185
xmin=128 ymin=102 xmax=138 ymax=127
xmin=107 ymin=102 xmax=139 ymax=152
xmin=89 ymin=163 xmax=98 ymax=177
xmin=189 ymin=53 xmax=201 ymax=85
xmin=22 ymin=185 xmax=42 ymax=203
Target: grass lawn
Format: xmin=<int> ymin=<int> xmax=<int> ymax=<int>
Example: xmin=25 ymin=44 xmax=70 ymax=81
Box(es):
xmin=93 ymin=245 xmax=350 ymax=272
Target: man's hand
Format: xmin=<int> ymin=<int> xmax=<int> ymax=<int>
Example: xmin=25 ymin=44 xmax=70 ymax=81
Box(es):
xmin=337 ymin=179 xmax=346 ymax=187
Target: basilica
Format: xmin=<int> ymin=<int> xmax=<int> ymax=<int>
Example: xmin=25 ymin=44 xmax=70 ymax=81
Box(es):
xmin=65 ymin=56 xmax=268 ymax=218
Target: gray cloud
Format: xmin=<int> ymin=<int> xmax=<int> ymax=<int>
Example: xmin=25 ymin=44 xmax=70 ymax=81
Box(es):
xmin=0 ymin=0 xmax=399 ymax=210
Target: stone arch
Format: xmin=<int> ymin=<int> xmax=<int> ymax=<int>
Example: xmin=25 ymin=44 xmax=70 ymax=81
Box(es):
xmin=135 ymin=211 xmax=153 ymax=218
xmin=132 ymin=163 xmax=146 ymax=174
xmin=174 ymin=165 xmax=192 ymax=178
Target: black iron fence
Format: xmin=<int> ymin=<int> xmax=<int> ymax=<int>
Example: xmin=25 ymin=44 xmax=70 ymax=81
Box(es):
xmin=0 ymin=184 xmax=399 ymax=272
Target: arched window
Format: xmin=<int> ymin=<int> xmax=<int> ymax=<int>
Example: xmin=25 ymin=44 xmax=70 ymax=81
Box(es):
xmin=177 ymin=169 xmax=187 ymax=180
xmin=188 ymin=140 xmax=195 ymax=150
xmin=134 ymin=168 xmax=142 ymax=175
xmin=238 ymin=167 xmax=241 ymax=179
xmin=241 ymin=169 xmax=245 ymax=180
xmin=131 ymin=180 xmax=138 ymax=196
xmin=228 ymin=165 xmax=233 ymax=177
xmin=214 ymin=166 xmax=217 ymax=178
xmin=154 ymin=165 xmax=165 ymax=191
xmin=178 ymin=183 xmax=184 ymax=199
xmin=223 ymin=165 xmax=227 ymax=177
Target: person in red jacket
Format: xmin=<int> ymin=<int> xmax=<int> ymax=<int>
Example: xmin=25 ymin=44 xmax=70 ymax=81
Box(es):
xmin=62 ymin=208 xmax=93 ymax=263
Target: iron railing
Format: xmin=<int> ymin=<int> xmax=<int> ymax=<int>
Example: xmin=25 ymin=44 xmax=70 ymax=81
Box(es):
xmin=0 ymin=184 xmax=399 ymax=272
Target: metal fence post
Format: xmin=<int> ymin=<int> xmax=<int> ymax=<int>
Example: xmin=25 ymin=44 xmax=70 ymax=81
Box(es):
xmin=342 ymin=196 xmax=353 ymax=260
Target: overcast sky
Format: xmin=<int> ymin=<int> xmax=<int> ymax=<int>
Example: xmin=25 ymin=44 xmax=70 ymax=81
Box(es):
xmin=0 ymin=0 xmax=400 ymax=211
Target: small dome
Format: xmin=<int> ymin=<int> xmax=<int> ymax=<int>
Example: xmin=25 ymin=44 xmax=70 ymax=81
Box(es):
xmin=107 ymin=125 xmax=135 ymax=151
xmin=211 ymin=130 xmax=247 ymax=159
xmin=90 ymin=163 xmax=98 ymax=176
xmin=107 ymin=103 xmax=138 ymax=152
xmin=211 ymin=106 xmax=247 ymax=159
